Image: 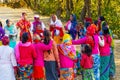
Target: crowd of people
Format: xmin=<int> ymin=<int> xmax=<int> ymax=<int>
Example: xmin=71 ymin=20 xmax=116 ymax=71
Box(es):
xmin=0 ymin=12 xmax=116 ymax=80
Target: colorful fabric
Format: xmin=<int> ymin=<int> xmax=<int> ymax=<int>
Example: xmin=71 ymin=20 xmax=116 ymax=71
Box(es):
xmin=92 ymin=54 xmax=100 ymax=80
xmin=60 ymin=68 xmax=74 ymax=80
xmin=16 ymin=19 xmax=32 ymax=41
xmin=58 ymin=44 xmax=76 ymax=60
xmin=100 ymin=56 xmax=110 ymax=80
xmin=62 ymin=34 xmax=72 ymax=43
xmin=82 ymin=69 xmax=95 ymax=80
xmin=33 ymin=66 xmax=45 ymax=79
xmin=17 ymin=64 xmax=33 ymax=79
xmin=58 ymin=34 xmax=76 ymax=60
xmin=109 ymin=47 xmax=116 ymax=77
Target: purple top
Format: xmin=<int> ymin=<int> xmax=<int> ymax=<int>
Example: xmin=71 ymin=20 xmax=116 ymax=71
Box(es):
xmin=72 ymin=35 xmax=99 ymax=54
xmin=0 ymin=27 xmax=5 ymax=40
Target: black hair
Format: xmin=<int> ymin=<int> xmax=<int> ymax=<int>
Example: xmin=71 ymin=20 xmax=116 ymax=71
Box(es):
xmin=6 ymin=19 xmax=10 ymax=24
xmin=102 ymin=26 xmax=110 ymax=43
xmin=43 ymin=30 xmax=51 ymax=54
xmin=43 ymin=30 xmax=51 ymax=45
xmin=0 ymin=21 xmax=2 ymax=27
xmin=22 ymin=32 xmax=29 ymax=43
xmin=100 ymin=16 xmax=105 ymax=21
xmin=84 ymin=44 xmax=92 ymax=57
xmin=94 ymin=20 xmax=98 ymax=26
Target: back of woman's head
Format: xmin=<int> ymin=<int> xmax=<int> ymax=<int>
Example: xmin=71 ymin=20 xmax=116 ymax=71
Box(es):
xmin=102 ymin=26 xmax=109 ymax=35
xmin=22 ymin=32 xmax=28 ymax=43
xmin=84 ymin=44 xmax=92 ymax=57
xmin=43 ymin=30 xmax=51 ymax=45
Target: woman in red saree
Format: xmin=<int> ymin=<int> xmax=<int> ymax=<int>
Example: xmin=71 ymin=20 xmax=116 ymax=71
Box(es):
xmin=16 ymin=12 xmax=32 ymax=42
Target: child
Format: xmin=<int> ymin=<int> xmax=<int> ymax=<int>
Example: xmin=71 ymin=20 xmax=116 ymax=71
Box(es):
xmin=80 ymin=44 xmax=95 ymax=80
xmin=58 ymin=34 xmax=76 ymax=80
xmin=32 ymin=33 xmax=53 ymax=80
xmin=0 ymin=36 xmax=17 ymax=80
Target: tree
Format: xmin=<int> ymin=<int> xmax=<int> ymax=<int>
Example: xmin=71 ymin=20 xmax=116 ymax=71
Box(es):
xmin=80 ymin=0 xmax=91 ymax=22
xmin=98 ymin=0 xmax=102 ymax=16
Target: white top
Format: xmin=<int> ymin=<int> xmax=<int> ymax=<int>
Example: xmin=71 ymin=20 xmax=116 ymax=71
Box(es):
xmin=0 ymin=45 xmax=17 ymax=80
xmin=50 ymin=18 xmax=63 ymax=35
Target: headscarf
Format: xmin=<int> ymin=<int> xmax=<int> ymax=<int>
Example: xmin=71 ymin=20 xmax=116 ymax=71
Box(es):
xmin=86 ymin=26 xmax=95 ymax=36
xmin=91 ymin=24 xmax=98 ymax=33
xmin=58 ymin=34 xmax=76 ymax=60
xmin=2 ymin=36 xmax=9 ymax=45
xmin=62 ymin=34 xmax=72 ymax=45
xmin=71 ymin=14 xmax=77 ymax=29
xmin=86 ymin=26 xmax=95 ymax=48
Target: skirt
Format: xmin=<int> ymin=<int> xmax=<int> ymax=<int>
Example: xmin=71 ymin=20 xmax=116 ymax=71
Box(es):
xmin=17 ymin=64 xmax=33 ymax=80
xmin=44 ymin=61 xmax=58 ymax=80
xmin=82 ymin=69 xmax=95 ymax=80
xmin=109 ymin=47 xmax=116 ymax=77
xmin=33 ymin=66 xmax=45 ymax=79
xmin=92 ymin=54 xmax=100 ymax=80
xmin=60 ymin=68 xmax=74 ymax=80
xmin=100 ymin=56 xmax=110 ymax=80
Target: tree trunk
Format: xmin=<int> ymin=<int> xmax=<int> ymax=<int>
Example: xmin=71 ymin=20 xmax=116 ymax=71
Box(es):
xmin=34 ymin=0 xmax=37 ymax=9
xmin=80 ymin=0 xmax=87 ymax=22
xmin=66 ymin=0 xmax=70 ymax=18
xmin=69 ymin=0 xmax=73 ymax=12
xmin=98 ymin=0 xmax=102 ymax=17
xmin=87 ymin=0 xmax=91 ymax=17
xmin=56 ymin=0 xmax=63 ymax=18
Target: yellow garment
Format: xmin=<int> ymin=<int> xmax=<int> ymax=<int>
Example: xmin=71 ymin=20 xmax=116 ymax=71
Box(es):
xmin=0 ymin=41 xmax=2 ymax=46
xmin=62 ymin=34 xmax=72 ymax=45
xmin=54 ymin=35 xmax=62 ymax=44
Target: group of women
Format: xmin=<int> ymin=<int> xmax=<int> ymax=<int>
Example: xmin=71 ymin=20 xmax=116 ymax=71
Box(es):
xmin=0 ymin=12 xmax=116 ymax=80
